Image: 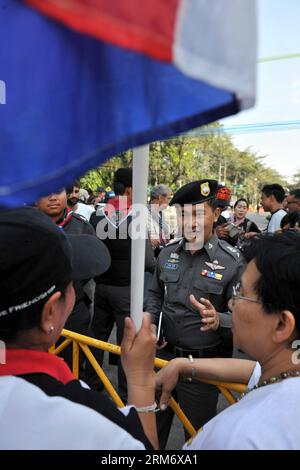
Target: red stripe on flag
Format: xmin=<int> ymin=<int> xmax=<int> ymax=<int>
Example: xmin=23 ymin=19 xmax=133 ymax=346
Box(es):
xmin=24 ymin=0 xmax=179 ymax=62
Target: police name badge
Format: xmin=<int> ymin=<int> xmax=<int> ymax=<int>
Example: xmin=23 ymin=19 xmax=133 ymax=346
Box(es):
xmin=164 ymin=262 xmax=179 ymax=270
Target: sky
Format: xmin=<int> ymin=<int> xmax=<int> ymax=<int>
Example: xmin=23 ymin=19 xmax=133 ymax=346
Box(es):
xmin=221 ymin=0 xmax=300 ymax=182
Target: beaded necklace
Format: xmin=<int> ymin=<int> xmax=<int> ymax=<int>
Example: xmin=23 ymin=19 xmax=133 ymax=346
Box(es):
xmin=237 ymin=369 xmax=300 ymax=401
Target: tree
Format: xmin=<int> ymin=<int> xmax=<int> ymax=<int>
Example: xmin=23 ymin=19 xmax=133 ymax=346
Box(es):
xmin=291 ymin=170 xmax=300 ymax=188
xmin=79 ymin=123 xmax=288 ymax=205
xmin=80 ymin=150 xmax=132 ymax=191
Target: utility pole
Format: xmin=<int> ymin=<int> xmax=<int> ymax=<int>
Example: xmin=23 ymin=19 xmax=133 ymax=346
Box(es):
xmin=223 ymin=158 xmax=227 ymax=185
xmin=218 ymin=159 xmax=223 ymax=182
xmin=218 ymin=157 xmax=227 ymax=185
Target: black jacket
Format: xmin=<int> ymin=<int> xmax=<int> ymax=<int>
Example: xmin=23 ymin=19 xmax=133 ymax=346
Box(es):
xmin=90 ymin=203 xmax=155 ymax=286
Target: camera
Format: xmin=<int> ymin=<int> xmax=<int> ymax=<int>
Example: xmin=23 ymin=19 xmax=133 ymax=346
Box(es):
xmin=226 ymin=223 xmax=240 ymax=239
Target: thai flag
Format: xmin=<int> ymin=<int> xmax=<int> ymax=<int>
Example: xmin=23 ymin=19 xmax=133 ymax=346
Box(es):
xmin=0 ymin=0 xmax=256 ymax=207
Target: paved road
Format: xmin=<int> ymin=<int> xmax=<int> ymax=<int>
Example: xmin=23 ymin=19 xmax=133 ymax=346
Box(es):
xmin=247 ymin=212 xmax=268 ymax=231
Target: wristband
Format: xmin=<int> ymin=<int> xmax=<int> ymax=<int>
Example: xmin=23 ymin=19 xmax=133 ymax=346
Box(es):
xmin=184 ymin=355 xmax=196 ymax=382
xmin=135 ymin=402 xmax=160 ymax=413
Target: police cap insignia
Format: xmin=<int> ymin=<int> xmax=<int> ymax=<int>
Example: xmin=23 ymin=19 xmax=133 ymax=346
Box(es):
xmin=200 ymin=182 xmax=210 ymax=196
xmin=170 ymin=179 xmax=218 ymax=207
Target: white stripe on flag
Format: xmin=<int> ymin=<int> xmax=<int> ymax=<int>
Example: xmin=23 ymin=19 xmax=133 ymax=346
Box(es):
xmin=173 ymin=0 xmax=257 ymax=109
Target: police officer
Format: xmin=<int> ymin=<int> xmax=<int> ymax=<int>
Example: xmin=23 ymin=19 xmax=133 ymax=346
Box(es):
xmin=146 ymin=179 xmax=245 ymax=448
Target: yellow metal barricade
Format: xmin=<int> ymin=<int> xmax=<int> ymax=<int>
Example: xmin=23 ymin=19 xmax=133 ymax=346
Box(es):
xmin=51 ymin=329 xmax=247 ymax=437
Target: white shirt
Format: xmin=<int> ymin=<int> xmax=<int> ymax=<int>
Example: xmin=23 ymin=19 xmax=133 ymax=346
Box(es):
xmin=267 ymin=209 xmax=286 ymax=233
xmin=0 ymin=376 xmax=145 ymax=450
xmin=183 ymin=362 xmax=300 ymax=450
xmin=75 ymin=202 xmax=95 ymax=222
xmin=221 ymin=209 xmax=231 ymax=221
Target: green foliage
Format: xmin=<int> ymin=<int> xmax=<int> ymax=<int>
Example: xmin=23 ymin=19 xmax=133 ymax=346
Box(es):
xmin=80 ymin=150 xmax=132 ymax=191
xmin=290 ymin=170 xmax=300 ymax=189
xmin=80 ymin=123 xmax=289 ymax=206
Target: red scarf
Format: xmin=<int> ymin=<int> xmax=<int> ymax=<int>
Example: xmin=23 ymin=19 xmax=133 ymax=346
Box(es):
xmin=0 ymin=349 xmax=75 ymax=384
xmin=103 ymin=196 xmax=132 ymax=227
xmin=56 ymin=208 xmax=74 ymax=228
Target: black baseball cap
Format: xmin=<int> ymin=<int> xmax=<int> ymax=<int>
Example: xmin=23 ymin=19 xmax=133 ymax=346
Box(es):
xmin=0 ymin=207 xmax=110 ymax=318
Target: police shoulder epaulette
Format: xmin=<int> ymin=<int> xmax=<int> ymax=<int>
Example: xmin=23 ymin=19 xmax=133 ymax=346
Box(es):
xmin=165 ymin=238 xmax=182 ymax=247
xmin=219 ymin=239 xmax=241 ymax=260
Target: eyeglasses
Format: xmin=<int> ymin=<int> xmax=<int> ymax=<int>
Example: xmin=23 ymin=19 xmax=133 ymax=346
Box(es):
xmin=287 ymin=200 xmax=299 ymax=205
xmin=232 ymin=283 xmax=262 ymax=306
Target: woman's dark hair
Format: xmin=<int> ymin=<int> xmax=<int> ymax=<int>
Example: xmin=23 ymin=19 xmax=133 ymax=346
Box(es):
xmin=234 ymin=198 xmax=249 ymax=209
xmin=244 ymin=232 xmax=300 ymax=336
xmin=0 ymin=283 xmax=69 ymax=342
xmin=280 ymin=211 xmax=300 ymax=229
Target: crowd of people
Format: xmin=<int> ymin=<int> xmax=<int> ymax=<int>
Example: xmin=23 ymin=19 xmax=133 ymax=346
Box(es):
xmin=1 ymin=171 xmax=300 ymax=450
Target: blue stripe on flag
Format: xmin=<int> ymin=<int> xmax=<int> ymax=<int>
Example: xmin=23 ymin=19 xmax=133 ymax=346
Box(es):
xmin=0 ymin=1 xmax=238 ymax=207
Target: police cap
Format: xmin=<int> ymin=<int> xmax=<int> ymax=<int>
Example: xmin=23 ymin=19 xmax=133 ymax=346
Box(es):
xmin=170 ymin=179 xmax=218 ymax=206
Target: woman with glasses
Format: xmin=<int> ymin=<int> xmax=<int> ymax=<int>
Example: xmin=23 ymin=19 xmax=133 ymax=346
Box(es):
xmin=156 ymin=232 xmax=300 ymax=449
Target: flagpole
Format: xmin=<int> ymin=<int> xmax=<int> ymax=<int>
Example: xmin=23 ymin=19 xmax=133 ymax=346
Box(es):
xmin=130 ymin=144 xmax=150 ymax=331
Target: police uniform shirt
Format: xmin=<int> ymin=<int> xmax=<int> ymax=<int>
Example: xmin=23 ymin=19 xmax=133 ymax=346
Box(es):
xmin=146 ymin=233 xmax=245 ymax=350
